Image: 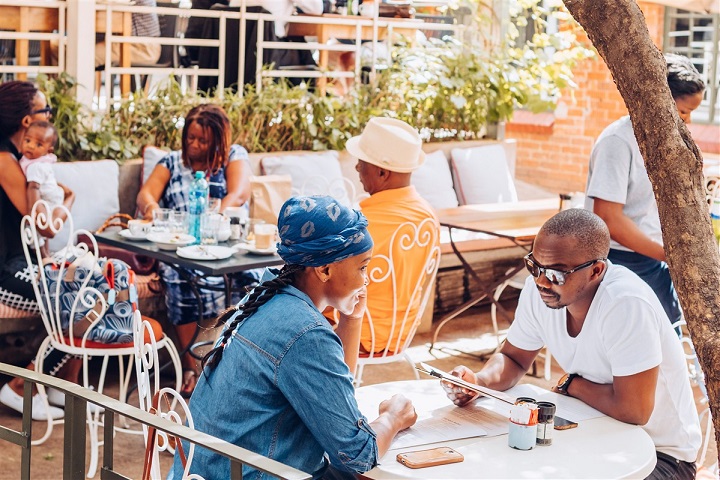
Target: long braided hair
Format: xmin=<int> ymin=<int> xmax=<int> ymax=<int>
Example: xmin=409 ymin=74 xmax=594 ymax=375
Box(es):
xmin=202 ymin=263 xmax=305 ymax=373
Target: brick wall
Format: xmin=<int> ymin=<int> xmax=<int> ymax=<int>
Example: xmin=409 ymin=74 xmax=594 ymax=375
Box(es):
xmin=505 ymin=3 xmax=718 ymax=194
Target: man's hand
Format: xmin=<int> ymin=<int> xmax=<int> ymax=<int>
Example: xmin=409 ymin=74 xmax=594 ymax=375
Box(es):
xmin=441 ymin=365 xmax=481 ymax=406
xmin=378 ymin=394 xmax=417 ymax=431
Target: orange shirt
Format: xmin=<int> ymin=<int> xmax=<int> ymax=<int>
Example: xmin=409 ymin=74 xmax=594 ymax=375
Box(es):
xmin=359 ymin=186 xmax=439 ymax=353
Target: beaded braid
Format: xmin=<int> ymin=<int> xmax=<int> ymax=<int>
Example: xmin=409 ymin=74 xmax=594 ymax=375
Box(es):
xmin=202 ymin=264 xmax=304 ymax=372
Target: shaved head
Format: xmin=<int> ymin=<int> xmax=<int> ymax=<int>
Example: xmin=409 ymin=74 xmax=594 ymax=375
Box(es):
xmin=539 ymin=209 xmax=610 ymax=259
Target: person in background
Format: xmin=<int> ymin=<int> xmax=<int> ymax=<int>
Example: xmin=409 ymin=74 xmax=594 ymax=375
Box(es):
xmin=584 ymin=53 xmax=705 ymax=328
xmin=172 ymin=195 xmax=417 ymax=479
xmin=444 ymin=209 xmax=700 ymax=480
xmin=96 ymin=0 xmax=162 ymax=67
xmin=334 ymin=117 xmax=439 ymax=374
xmin=137 ymin=103 xmax=258 ymax=398
xmin=0 ymin=81 xmax=76 ymax=421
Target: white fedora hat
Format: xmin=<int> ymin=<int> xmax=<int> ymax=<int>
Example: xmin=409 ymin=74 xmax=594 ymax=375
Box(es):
xmin=345 ymin=117 xmax=425 ymax=173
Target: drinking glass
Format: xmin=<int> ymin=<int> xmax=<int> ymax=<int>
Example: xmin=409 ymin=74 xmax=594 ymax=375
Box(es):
xmin=152 ymin=208 xmax=173 ymax=233
xmin=207 ymin=197 xmax=222 ymax=214
xmin=254 ymin=223 xmax=278 ymax=250
xmin=200 ymin=213 xmax=220 ymax=245
xmin=170 ymin=211 xmax=189 ymax=234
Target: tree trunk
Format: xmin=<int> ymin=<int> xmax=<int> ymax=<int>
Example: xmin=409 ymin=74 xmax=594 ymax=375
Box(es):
xmin=563 ymin=0 xmax=720 ymax=460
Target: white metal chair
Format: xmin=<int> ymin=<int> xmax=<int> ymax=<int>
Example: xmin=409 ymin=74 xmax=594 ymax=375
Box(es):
xmin=354 ymin=217 xmax=441 ymax=386
xmin=20 ymin=200 xmax=178 ymax=478
xmin=133 ymin=311 xmax=187 ymax=479
xmin=672 ymin=319 xmax=714 ymax=469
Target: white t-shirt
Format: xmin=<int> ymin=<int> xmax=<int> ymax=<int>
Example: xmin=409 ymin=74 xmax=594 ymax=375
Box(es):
xmin=584 ymin=116 xmax=662 ymax=251
xmin=25 ymin=160 xmax=64 ymax=207
xmin=507 ymin=262 xmax=700 ymax=462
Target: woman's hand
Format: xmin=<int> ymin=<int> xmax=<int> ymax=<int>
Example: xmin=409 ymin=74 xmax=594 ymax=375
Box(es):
xmin=441 ymin=365 xmax=481 ymax=407
xmin=378 ymin=394 xmax=417 ymax=432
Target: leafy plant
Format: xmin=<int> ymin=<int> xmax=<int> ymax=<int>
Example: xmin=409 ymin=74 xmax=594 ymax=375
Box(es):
xmin=38 ymin=0 xmax=592 ymax=161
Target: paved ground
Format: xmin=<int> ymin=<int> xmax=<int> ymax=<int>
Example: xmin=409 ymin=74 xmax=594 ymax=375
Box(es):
xmin=0 ymin=303 xmax=717 ymax=479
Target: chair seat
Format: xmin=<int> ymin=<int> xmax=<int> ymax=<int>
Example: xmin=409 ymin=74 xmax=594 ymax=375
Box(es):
xmin=63 ymin=316 xmax=164 ymax=349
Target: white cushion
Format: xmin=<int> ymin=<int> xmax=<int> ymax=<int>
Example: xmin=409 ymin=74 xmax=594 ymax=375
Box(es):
xmin=260 ymin=151 xmax=352 ymax=206
xmin=49 ymin=160 xmax=120 ymax=251
xmin=411 ymin=150 xmax=459 ymax=209
xmin=451 ymin=145 xmax=518 ymax=205
xmin=142 ymin=145 xmax=169 ymax=185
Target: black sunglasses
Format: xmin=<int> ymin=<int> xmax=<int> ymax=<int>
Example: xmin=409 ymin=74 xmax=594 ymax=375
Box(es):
xmin=30 ymin=106 xmax=52 ymax=116
xmin=523 ymin=253 xmax=605 ymax=286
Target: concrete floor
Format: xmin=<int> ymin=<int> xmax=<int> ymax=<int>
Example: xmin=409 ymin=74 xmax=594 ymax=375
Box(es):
xmin=0 ymin=303 xmax=717 ymax=479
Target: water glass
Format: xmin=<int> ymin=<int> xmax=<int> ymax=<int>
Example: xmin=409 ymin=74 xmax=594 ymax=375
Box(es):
xmin=152 ymin=208 xmax=173 ymax=233
xmin=254 ymin=223 xmax=278 ymax=250
xmin=207 ymin=197 xmax=222 ymax=214
xmin=200 ymin=213 xmax=220 ymax=245
xmin=170 ymin=211 xmax=189 ymax=234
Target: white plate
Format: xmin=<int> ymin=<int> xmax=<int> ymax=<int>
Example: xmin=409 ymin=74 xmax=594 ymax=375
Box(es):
xmin=176 ymin=245 xmax=235 ymax=261
xmin=118 ymin=229 xmax=148 ymax=241
xmin=147 ymin=232 xmax=195 ymax=250
xmin=233 ymin=242 xmax=278 ymax=256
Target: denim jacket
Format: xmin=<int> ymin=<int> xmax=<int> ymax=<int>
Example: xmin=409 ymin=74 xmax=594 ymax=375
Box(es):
xmin=171 ymin=285 xmax=379 ymax=479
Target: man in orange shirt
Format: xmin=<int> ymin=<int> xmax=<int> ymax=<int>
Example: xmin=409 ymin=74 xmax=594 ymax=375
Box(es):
xmin=336 ymin=117 xmax=439 ymax=374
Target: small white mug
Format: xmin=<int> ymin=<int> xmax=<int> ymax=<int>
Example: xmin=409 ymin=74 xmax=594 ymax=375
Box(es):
xmin=128 ymin=219 xmax=151 ymax=237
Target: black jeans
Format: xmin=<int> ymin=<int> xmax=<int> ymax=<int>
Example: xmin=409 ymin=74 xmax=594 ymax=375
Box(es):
xmin=645 ymin=451 xmax=696 ymax=480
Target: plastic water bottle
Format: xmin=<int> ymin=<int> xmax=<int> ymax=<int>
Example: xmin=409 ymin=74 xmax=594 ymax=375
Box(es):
xmin=711 ymin=198 xmax=720 ymax=247
xmin=188 ymin=171 xmax=209 ymax=244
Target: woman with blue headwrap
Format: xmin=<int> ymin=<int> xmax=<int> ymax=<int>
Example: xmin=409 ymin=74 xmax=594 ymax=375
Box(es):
xmin=172 ymin=195 xmax=417 ymax=479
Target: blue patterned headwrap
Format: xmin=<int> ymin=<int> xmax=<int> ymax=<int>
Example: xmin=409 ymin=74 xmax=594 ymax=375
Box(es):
xmin=276 ymin=196 xmax=373 ymax=267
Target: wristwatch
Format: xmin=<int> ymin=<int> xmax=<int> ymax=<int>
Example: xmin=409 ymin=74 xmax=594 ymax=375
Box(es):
xmin=556 ymin=373 xmax=578 ymax=396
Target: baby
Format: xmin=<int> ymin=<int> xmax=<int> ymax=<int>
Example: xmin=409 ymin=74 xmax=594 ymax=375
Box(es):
xmin=20 ymin=120 xmax=67 ymax=209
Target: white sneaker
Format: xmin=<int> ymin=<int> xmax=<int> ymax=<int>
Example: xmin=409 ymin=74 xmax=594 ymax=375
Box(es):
xmin=0 ymin=384 xmax=64 ymax=421
xmin=47 ymin=387 xmax=65 ymax=407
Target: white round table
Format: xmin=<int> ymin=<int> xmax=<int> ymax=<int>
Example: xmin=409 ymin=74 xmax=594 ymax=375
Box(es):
xmin=355 ymin=380 xmax=656 ymax=479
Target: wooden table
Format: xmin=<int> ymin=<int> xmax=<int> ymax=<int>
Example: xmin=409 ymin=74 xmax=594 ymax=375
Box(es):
xmin=288 ymin=14 xmax=424 ymax=93
xmin=0 ymin=5 xmax=132 ymax=93
xmin=355 ymin=380 xmax=657 ymax=479
xmin=430 ymin=198 xmax=560 ymax=349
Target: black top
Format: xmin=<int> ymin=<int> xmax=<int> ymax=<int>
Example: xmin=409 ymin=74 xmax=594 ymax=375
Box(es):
xmin=0 ymin=136 xmax=23 ymax=264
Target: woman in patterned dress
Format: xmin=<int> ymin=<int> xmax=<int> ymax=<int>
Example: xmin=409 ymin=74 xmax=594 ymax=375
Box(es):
xmin=137 ymin=104 xmax=258 ymax=397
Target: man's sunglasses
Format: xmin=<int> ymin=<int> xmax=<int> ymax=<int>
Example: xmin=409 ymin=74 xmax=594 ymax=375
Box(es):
xmin=30 ymin=107 xmax=52 ymax=116
xmin=523 ymin=253 xmax=605 ymax=286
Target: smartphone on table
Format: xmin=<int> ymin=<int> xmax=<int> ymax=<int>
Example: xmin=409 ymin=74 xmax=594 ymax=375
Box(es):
xmin=396 ymin=447 xmax=464 ymax=469
xmin=554 ymin=416 xmax=579 ymax=430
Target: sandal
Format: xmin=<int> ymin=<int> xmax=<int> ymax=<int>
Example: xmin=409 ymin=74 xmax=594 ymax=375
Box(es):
xmin=180 ymin=369 xmax=198 ymax=399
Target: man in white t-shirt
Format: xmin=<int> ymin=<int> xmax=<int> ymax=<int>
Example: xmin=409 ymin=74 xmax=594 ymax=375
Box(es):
xmin=444 ymin=209 xmax=700 ymax=479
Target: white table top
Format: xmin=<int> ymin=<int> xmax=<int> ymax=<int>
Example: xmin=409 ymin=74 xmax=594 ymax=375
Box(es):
xmin=356 ymin=380 xmax=656 ymax=479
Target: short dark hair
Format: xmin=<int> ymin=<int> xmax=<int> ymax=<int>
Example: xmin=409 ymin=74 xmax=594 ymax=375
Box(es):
xmin=665 ymin=53 xmax=705 ymax=99
xmin=27 ymin=120 xmax=58 ymax=148
xmin=0 ymin=81 xmax=38 ymax=138
xmin=539 ymin=209 xmax=610 ymax=259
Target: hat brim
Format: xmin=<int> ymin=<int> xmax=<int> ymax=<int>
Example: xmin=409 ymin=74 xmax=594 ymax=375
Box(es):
xmin=346 ymin=135 xmax=425 ymax=173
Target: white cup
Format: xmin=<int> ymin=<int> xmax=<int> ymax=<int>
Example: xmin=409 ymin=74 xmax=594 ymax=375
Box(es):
xmin=359 ymin=2 xmax=376 ymax=17
xmin=254 ymin=224 xmax=278 ymax=250
xmin=128 ymin=219 xmax=151 ymax=236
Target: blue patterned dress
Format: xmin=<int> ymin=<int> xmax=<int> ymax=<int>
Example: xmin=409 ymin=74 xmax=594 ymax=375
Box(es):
xmin=156 ymin=145 xmax=260 ymax=326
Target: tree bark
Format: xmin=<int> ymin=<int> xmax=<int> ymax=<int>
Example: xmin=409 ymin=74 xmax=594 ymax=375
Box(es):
xmin=563 ymin=0 xmax=720 ymax=460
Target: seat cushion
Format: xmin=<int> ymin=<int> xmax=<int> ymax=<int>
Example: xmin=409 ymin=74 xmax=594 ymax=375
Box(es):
xmin=49 ymin=160 xmax=120 ymax=251
xmin=260 ymin=151 xmax=353 ymax=206
xmin=450 ymin=145 xmax=518 ymax=205
xmin=63 ymin=316 xmax=164 ymax=349
xmin=411 ymin=150 xmax=459 ymax=209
